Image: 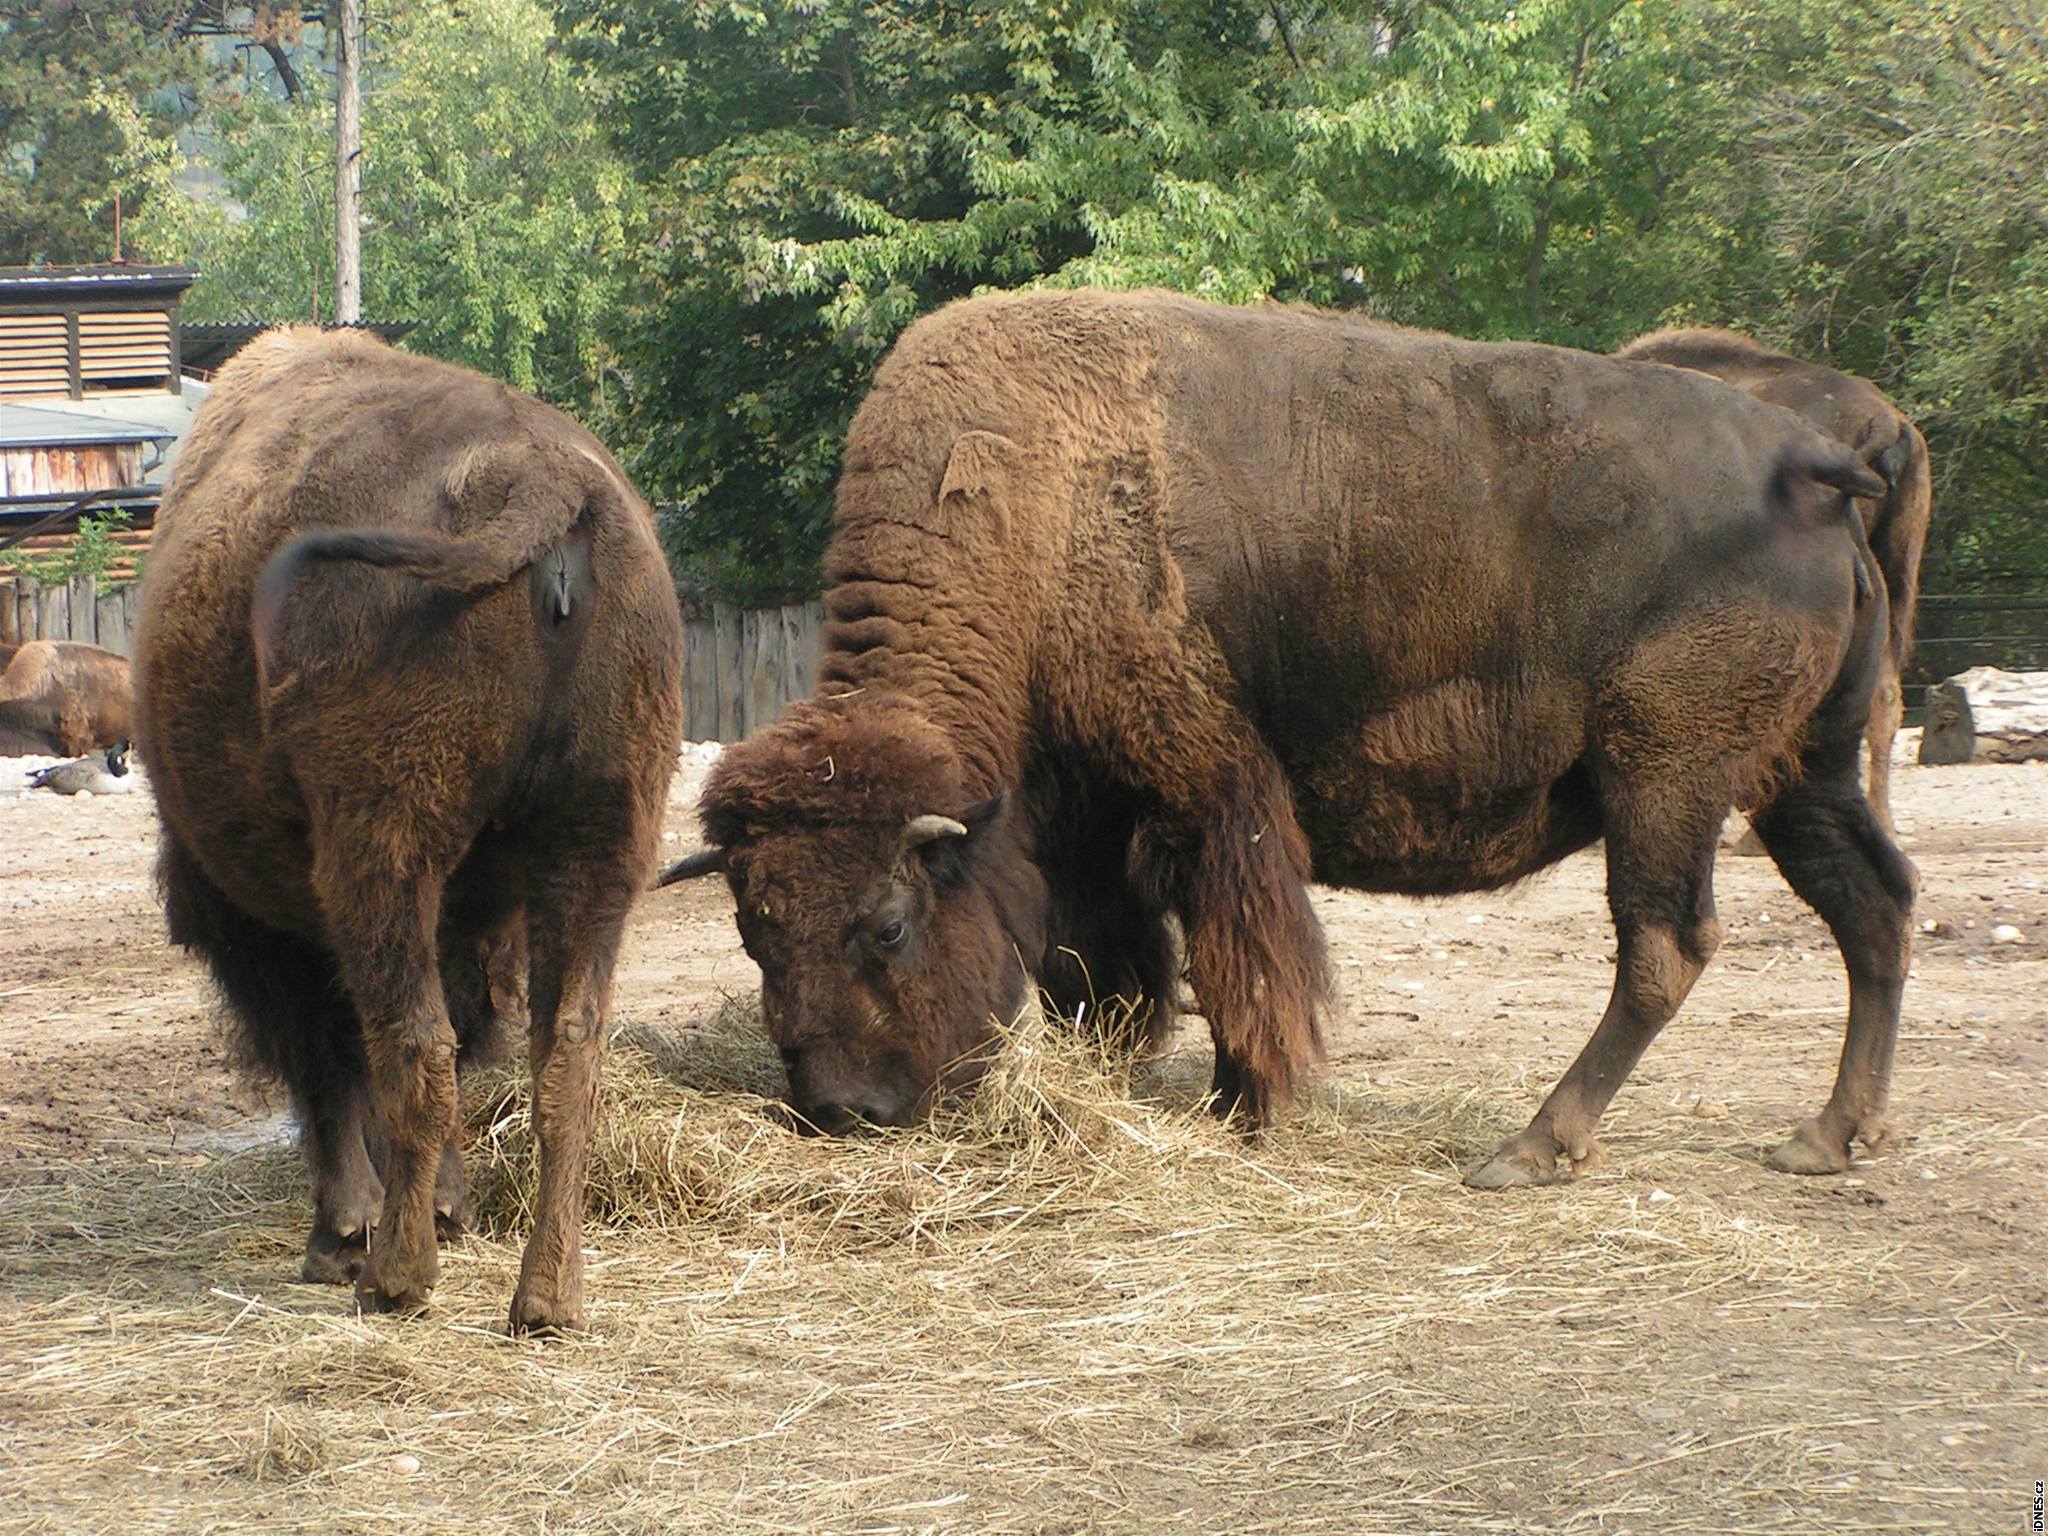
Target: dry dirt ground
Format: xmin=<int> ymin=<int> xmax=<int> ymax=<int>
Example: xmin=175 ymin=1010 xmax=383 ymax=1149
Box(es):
xmin=1 ymin=749 xmax=2043 ymax=1534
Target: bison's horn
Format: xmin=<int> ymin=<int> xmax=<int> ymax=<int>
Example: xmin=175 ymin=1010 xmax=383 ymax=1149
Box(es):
xmin=656 ymin=846 xmax=727 ymax=887
xmin=900 ymin=814 xmax=969 ymax=853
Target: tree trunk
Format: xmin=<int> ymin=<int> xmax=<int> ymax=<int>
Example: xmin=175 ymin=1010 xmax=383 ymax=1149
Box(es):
xmin=335 ymin=0 xmax=363 ymax=325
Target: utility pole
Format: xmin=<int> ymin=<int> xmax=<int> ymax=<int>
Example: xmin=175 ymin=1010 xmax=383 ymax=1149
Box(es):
xmin=335 ymin=0 xmax=363 ymax=324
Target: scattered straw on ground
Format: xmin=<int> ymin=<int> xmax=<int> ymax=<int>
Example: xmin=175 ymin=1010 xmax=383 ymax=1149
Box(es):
xmin=0 ymin=996 xmax=2036 ymax=1535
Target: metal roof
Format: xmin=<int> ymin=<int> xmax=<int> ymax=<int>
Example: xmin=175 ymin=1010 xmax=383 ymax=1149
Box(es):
xmin=0 ymin=265 xmax=199 ymax=302
xmin=0 ymin=403 xmax=176 ymax=450
xmin=183 ymin=319 xmax=415 ymax=375
xmin=0 ymin=386 xmax=208 ymax=487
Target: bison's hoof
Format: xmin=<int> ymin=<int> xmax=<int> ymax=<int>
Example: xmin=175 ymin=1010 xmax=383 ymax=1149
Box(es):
xmin=508 ymin=1288 xmax=583 ymax=1337
xmin=1765 ymin=1119 xmax=1854 ymax=1175
xmin=357 ymin=1249 xmax=438 ymax=1315
xmin=356 ymin=1279 xmax=435 ymax=1315
xmin=434 ymin=1202 xmax=474 ymax=1247
xmin=1465 ymin=1133 xmax=1603 ymax=1190
xmin=300 ymin=1224 xmax=370 ymax=1285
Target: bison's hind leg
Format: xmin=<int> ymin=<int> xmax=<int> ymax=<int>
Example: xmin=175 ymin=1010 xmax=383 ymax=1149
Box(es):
xmin=507 ymin=809 xmax=643 ymax=1336
xmin=1863 ymin=662 xmax=1905 ymax=836
xmin=309 ymin=825 xmax=463 ymax=1315
xmin=159 ymin=833 xmax=381 ymax=1282
xmin=1467 ymin=782 xmax=1727 ymax=1189
xmin=1752 ymin=744 xmax=1915 ymax=1174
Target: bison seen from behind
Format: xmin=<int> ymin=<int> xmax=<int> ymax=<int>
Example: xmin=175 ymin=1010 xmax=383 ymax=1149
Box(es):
xmin=135 ymin=330 xmax=683 ymax=1330
xmin=1617 ymin=327 xmax=1931 ymax=831
xmin=668 ymin=289 xmax=1915 ymax=1186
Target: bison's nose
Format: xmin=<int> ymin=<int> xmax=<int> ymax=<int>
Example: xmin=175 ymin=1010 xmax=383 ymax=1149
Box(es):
xmin=798 ymin=1100 xmax=874 ymax=1138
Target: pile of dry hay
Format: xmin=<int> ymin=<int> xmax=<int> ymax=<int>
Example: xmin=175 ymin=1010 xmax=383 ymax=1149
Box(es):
xmin=1 ymin=993 xmax=1931 ymax=1536
xmin=462 ymin=993 xmax=1501 ymax=1251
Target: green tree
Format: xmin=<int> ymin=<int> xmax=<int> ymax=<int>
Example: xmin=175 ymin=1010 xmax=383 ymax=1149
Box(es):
xmin=553 ymin=0 xmax=1050 ymax=602
xmin=563 ymin=1 xmax=1741 ymax=600
xmin=183 ymin=0 xmax=642 ymax=410
xmin=0 ymin=1 xmax=218 ymax=265
xmin=1665 ymin=0 xmax=2048 ymax=588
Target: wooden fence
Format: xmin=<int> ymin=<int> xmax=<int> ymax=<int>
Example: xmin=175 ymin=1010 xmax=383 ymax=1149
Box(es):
xmin=0 ymin=579 xmax=820 ymax=741
xmin=1904 ymin=594 xmax=2048 ymax=711
xmin=0 ymin=574 xmax=141 ymax=655
xmin=683 ymin=600 xmax=826 ymax=743
xmin=16 ymin=579 xmax=2038 ymax=742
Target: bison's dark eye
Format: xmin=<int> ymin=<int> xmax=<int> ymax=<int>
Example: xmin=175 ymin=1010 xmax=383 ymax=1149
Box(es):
xmin=877 ymin=918 xmax=906 ymax=949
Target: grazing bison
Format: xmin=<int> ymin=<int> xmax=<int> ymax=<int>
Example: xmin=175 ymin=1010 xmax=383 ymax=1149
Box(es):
xmin=666 ymin=289 xmax=1915 ymax=1186
xmin=1617 ymin=328 xmax=1931 ymax=831
xmin=135 ymin=328 xmax=683 ymax=1330
xmin=0 ymin=640 xmax=131 ymax=757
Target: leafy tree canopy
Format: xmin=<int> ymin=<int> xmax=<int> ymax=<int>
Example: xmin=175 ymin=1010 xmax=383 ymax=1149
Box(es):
xmin=0 ymin=1 xmax=220 ymax=265
xmin=178 ymin=0 xmax=642 ymax=410
xmin=7 ymin=0 xmax=2043 ymax=600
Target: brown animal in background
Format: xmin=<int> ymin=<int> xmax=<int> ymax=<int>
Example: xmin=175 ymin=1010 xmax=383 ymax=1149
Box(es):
xmin=135 ymin=328 xmax=683 ymax=1331
xmin=666 ymin=288 xmax=1915 ymax=1186
xmin=0 ymin=640 xmax=131 ymax=757
xmin=1617 ymin=328 xmax=1931 ymax=831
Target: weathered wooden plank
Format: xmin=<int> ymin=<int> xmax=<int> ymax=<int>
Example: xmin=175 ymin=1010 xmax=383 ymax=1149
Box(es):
xmin=96 ymin=585 xmax=132 ymax=657
xmin=69 ymin=575 xmax=97 ymax=645
xmin=714 ymin=602 xmax=744 ymax=743
xmin=683 ymin=615 xmax=716 ymax=742
xmin=747 ymin=604 xmax=784 ymax=731
xmin=35 ymin=579 xmax=65 ymax=644
xmin=806 ymin=602 xmax=826 ymax=693
xmin=737 ymin=607 xmax=761 ymax=740
xmin=14 ymin=578 xmax=35 ymax=643
xmin=778 ymin=603 xmax=808 ymax=717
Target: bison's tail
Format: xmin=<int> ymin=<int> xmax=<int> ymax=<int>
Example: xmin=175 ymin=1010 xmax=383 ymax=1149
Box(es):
xmin=1773 ymin=436 xmax=1888 ymax=606
xmin=1783 ymin=437 xmax=1888 ymax=505
xmin=251 ymin=463 xmax=598 ymax=683
xmin=1867 ymin=419 xmax=1931 ymax=672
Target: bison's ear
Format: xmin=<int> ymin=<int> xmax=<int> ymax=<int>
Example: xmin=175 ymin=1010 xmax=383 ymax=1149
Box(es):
xmin=656 ymin=846 xmax=728 ymax=888
xmin=912 ymin=790 xmax=1011 ymax=891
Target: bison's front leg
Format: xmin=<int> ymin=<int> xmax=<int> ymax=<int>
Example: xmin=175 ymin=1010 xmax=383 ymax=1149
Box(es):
xmin=1468 ymin=796 xmax=1724 ymax=1189
xmin=301 ymin=1086 xmax=385 ymax=1283
xmin=1138 ymin=755 xmax=1328 ymax=1126
xmin=1075 ymin=628 xmax=1328 ymax=1124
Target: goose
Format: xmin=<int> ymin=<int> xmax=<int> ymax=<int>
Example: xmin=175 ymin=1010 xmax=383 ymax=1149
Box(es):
xmin=27 ymin=741 xmax=133 ymax=796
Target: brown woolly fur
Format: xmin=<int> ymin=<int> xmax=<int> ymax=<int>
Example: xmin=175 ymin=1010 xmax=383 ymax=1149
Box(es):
xmin=0 ymin=639 xmax=130 ymax=757
xmin=132 ymin=327 xmax=684 ymax=1332
xmin=672 ymin=288 xmax=1915 ymax=1191
xmin=1617 ymin=327 xmax=1932 ymax=832
xmin=697 ymin=696 xmax=971 ymax=841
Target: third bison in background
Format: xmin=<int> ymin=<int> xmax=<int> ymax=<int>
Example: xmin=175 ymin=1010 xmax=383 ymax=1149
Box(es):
xmin=668 ymin=289 xmax=1915 ymax=1188
xmin=1617 ymin=327 xmax=1931 ymax=832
